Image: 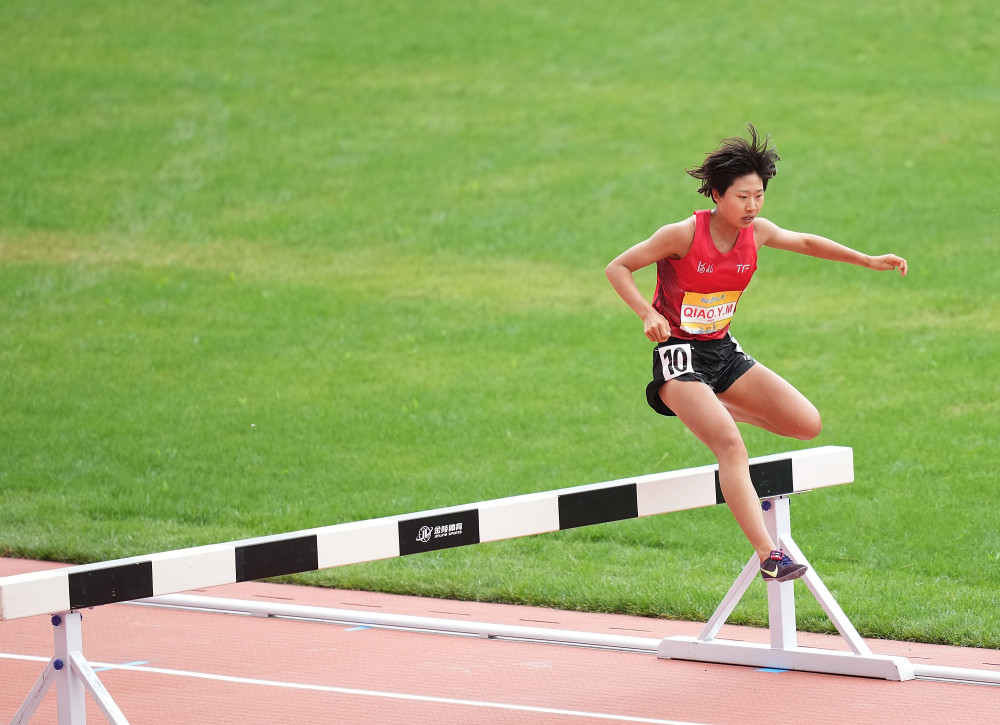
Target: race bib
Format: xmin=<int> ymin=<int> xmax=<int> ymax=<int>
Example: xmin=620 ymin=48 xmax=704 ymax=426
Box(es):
xmin=680 ymin=290 xmax=742 ymax=335
xmin=657 ymin=343 xmax=694 ymax=381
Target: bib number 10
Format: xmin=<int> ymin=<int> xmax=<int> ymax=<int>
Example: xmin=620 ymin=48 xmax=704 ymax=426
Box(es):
xmin=657 ymin=343 xmax=694 ymax=381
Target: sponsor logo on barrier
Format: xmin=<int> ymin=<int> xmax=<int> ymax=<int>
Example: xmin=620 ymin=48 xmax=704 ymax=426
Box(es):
xmin=398 ymin=509 xmax=480 ymax=555
xmin=415 ymin=523 xmax=464 ymax=544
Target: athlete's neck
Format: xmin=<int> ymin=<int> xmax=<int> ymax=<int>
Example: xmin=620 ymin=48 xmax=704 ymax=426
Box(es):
xmin=709 ymin=210 xmax=740 ymax=252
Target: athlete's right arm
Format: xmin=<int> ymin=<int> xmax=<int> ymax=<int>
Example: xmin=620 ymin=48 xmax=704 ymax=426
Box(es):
xmin=605 ymin=218 xmax=695 ymax=343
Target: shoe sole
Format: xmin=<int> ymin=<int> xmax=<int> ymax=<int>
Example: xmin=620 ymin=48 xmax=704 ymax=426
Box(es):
xmin=774 ymin=566 xmax=808 ymax=583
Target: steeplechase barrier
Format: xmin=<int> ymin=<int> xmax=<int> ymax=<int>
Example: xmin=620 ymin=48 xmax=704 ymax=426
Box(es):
xmin=2 ymin=446 xmax=993 ymax=724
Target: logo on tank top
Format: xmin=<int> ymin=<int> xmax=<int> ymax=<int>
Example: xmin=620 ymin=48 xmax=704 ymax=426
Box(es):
xmin=697 ymin=261 xmax=714 ymax=274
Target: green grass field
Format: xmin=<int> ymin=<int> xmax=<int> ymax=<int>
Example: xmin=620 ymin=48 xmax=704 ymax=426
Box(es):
xmin=2 ymin=1 xmax=998 ymax=647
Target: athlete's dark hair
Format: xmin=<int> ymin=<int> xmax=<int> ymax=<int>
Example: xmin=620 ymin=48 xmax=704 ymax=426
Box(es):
xmin=686 ymin=123 xmax=780 ymax=200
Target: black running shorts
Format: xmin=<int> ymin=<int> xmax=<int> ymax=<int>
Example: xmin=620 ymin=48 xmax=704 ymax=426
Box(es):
xmin=645 ymin=333 xmax=756 ymax=417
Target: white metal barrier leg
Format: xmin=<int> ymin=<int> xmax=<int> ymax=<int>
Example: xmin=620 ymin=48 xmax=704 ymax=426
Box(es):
xmin=763 ymin=496 xmax=797 ymax=651
xmin=658 ymin=496 xmax=915 ymax=680
xmin=7 ymin=659 xmax=57 ymax=724
xmin=53 ymin=613 xmax=87 ymax=724
xmin=693 ymin=554 xmax=759 ymax=643
xmin=8 ymin=612 xmax=130 ymax=725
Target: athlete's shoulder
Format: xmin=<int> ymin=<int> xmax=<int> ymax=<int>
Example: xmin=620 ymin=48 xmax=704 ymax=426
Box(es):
xmin=664 ymin=214 xmax=697 ymax=232
xmin=649 ymin=215 xmax=697 ymax=259
xmin=750 ymin=216 xmax=782 ymax=247
xmin=751 ymin=216 xmax=780 ymax=232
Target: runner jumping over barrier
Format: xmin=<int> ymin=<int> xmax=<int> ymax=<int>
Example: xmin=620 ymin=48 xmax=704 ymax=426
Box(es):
xmin=3 ymin=447 xmax=935 ymax=725
xmin=605 ymin=123 xmax=908 ymax=585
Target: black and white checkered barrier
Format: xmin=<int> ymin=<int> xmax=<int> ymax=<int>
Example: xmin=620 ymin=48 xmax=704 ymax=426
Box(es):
xmin=0 ymin=446 xmax=852 ymax=621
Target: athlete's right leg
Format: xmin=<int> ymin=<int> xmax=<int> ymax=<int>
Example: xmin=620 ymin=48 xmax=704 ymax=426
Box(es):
xmin=719 ymin=363 xmax=822 ymax=440
xmin=658 ymin=379 xmax=776 ymax=563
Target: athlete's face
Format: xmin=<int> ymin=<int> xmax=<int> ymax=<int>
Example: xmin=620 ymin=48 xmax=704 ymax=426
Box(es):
xmin=713 ymin=173 xmax=765 ymax=228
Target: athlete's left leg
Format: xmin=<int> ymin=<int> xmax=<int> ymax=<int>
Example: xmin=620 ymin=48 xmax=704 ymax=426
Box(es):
xmin=718 ymin=363 xmax=822 ymax=440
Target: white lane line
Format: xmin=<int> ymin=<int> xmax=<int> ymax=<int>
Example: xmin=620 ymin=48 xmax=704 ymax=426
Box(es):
xmin=94 ymin=660 xmax=150 ymax=672
xmin=0 ymin=652 xmax=714 ymax=725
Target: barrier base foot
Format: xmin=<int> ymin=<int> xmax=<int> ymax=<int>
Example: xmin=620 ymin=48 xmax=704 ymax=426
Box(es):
xmin=655 ymin=495 xmax=916 ymax=681
xmin=657 ymin=637 xmax=915 ymax=681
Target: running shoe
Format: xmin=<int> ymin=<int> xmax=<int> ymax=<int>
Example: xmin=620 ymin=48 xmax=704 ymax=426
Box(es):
xmin=759 ymin=550 xmax=808 ymax=583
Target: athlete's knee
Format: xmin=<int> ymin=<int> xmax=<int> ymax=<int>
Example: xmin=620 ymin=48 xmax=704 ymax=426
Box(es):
xmin=790 ymin=408 xmax=822 ymax=440
xmin=709 ymin=429 xmax=748 ymax=462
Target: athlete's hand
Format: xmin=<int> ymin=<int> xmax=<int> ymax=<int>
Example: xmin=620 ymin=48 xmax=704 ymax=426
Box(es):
xmin=642 ymin=310 xmax=671 ymax=343
xmin=869 ymin=254 xmax=908 ymax=276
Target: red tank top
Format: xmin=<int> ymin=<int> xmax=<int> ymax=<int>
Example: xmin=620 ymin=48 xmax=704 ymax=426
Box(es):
xmin=652 ymin=210 xmax=758 ymax=340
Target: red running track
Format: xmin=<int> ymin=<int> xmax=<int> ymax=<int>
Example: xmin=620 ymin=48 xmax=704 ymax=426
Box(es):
xmin=1 ymin=558 xmax=998 ymax=724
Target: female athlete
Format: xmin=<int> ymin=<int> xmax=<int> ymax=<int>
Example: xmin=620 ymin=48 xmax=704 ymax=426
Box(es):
xmin=605 ymin=124 xmax=907 ymax=581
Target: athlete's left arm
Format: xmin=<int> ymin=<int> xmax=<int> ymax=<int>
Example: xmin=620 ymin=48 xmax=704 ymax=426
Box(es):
xmin=753 ymin=218 xmax=907 ymax=276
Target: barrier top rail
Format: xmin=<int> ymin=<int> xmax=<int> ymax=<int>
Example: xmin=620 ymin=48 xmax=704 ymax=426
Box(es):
xmin=0 ymin=446 xmax=852 ymax=621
